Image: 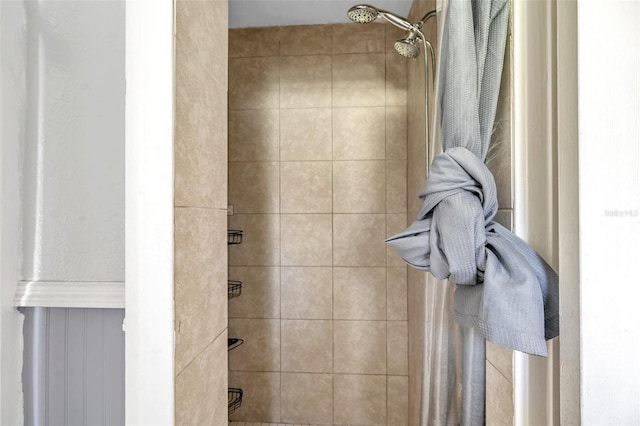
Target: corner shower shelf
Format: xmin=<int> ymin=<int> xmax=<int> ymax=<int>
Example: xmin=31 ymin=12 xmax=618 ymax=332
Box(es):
xmin=227 ymin=338 xmax=244 ymax=351
xmin=228 ymin=388 xmax=243 ymax=415
xmin=228 ymin=280 xmax=242 ymax=299
xmin=227 ymin=230 xmax=243 ymax=245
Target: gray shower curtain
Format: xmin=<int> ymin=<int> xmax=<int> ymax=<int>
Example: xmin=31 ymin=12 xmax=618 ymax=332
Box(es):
xmin=386 ymin=0 xmax=560 ymax=423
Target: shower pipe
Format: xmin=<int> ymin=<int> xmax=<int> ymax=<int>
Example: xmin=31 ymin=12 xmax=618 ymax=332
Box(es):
xmin=348 ymin=4 xmax=436 ymax=172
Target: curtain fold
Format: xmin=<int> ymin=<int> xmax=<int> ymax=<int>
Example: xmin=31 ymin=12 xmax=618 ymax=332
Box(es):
xmin=386 ymin=0 xmax=560 ymax=423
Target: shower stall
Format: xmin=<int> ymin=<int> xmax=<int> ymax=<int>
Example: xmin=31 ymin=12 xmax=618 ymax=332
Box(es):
xmin=226 ymin=0 xmax=516 ymax=424
xmin=226 ymin=16 xmax=414 ymax=426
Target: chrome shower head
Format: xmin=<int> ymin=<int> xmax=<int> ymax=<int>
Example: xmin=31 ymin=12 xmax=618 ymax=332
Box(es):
xmin=394 ymin=34 xmax=420 ymax=58
xmin=348 ymin=4 xmax=414 ymax=31
xmin=347 ymin=4 xmax=379 ymax=24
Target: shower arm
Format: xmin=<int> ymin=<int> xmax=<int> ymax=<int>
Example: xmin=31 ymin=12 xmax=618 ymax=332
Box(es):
xmin=417 ymin=10 xmax=437 ymax=29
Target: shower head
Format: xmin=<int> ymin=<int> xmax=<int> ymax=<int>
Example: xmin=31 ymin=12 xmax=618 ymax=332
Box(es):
xmin=348 ymin=4 xmax=437 ymax=62
xmin=347 ymin=4 xmax=414 ymax=31
xmin=347 ymin=4 xmax=379 ymax=24
xmin=394 ymin=32 xmax=421 ymax=58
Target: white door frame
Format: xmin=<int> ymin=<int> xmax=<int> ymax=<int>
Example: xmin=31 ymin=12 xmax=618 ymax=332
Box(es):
xmin=512 ymin=1 xmax=563 ymax=424
xmin=125 ymin=2 xmax=175 ymax=424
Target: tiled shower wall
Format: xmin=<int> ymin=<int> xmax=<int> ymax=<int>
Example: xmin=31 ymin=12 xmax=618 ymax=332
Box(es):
xmin=228 ymin=23 xmax=409 ymax=425
xmin=406 ymin=0 xmax=514 ymax=424
xmin=174 ymin=0 xmax=229 ymax=424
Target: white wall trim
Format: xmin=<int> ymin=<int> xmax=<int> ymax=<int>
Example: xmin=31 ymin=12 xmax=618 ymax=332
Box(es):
xmin=512 ymin=0 xmax=560 ymax=424
xmin=125 ymin=1 xmax=175 ymax=424
xmin=556 ymin=1 xmax=580 ymax=423
xmin=14 ymin=281 xmax=125 ymax=309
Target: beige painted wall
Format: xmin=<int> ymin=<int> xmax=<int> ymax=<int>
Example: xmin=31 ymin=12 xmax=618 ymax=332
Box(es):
xmin=227 ymin=23 xmax=409 ymax=425
xmin=173 ymin=0 xmax=230 ymax=424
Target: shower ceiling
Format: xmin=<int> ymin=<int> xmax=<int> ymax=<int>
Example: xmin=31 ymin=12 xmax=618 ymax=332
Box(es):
xmin=229 ymin=0 xmax=412 ymax=28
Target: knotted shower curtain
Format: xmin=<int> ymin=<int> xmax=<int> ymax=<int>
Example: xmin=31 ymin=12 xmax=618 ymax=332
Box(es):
xmin=386 ymin=0 xmax=559 ymax=423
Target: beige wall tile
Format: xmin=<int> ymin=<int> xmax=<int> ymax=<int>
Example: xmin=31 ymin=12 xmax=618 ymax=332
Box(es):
xmin=281 ymin=214 xmax=332 ymax=266
xmin=494 ymin=209 xmax=513 ymax=231
xmin=176 ymin=0 xmax=228 ymax=90
xmin=281 ymin=267 xmax=332 ymax=320
xmin=175 ymin=79 xmax=227 ymax=209
xmin=229 ymin=57 xmax=279 ymax=110
xmin=387 ymin=375 xmax=409 ymax=426
xmin=281 ymin=373 xmax=333 ymax=425
xmin=386 ymin=213 xmax=408 ymax=267
xmin=406 ymin=97 xmax=427 ymax=216
xmin=334 ymin=321 xmax=386 ymax=374
xmin=280 ymin=55 xmax=332 ymax=108
xmin=332 ymin=23 xmax=385 ymax=54
xmin=487 ymin=133 xmax=513 ymax=210
xmin=175 ymin=207 xmax=227 ymax=374
xmin=489 ymin=36 xmax=512 ymax=210
xmin=333 ymin=267 xmax=386 ymax=320
xmin=387 ymin=321 xmax=408 ymax=375
xmin=333 ymin=214 xmax=386 ymax=266
xmin=280 ymin=25 xmax=332 ymax=56
xmin=228 ymin=214 xmax=280 ymax=266
xmin=280 ymin=108 xmax=332 ymax=161
xmin=386 ymin=52 xmax=408 ymax=106
xmin=386 ymin=160 xmax=407 ymax=213
xmin=229 ymin=162 xmax=280 ymax=214
xmin=333 ymin=107 xmax=386 ymax=160
xmin=487 ymin=341 xmax=513 ymax=383
xmin=229 ymin=266 xmax=280 ymax=319
xmin=334 ymin=374 xmax=386 ymax=425
xmin=407 ymin=267 xmax=427 ymax=426
xmin=229 ymin=110 xmax=280 ymax=162
xmin=175 ymin=1 xmax=228 ymax=421
xmin=333 ymin=53 xmax=386 ymax=107
xmin=386 ymin=106 xmax=408 ymax=160
xmin=486 ymin=362 xmax=514 ymax=426
xmin=229 ymin=319 xmax=280 ymax=372
xmin=281 ymin=320 xmax=332 ymax=373
xmin=229 ymin=27 xmax=280 ymax=58
xmin=333 ymin=160 xmax=385 ymax=213
xmin=229 ymin=371 xmax=281 ymax=423
xmin=385 ymin=24 xmax=407 ymax=52
xmin=175 ymin=331 xmax=228 ymax=425
xmin=387 ymin=267 xmax=408 ymax=320
xmin=281 ymin=162 xmax=332 ymax=213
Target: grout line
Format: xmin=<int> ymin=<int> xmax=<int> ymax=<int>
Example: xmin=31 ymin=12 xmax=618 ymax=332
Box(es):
xmin=229 ymin=317 xmax=390 ymax=322
xmin=177 ymin=327 xmax=227 ymax=378
xmin=329 ymin=45 xmax=336 ymax=426
xmin=174 ymin=205 xmax=229 ymax=211
xmin=278 ymin=45 xmax=283 ymax=425
xmin=384 ymin=25 xmax=391 ymax=424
